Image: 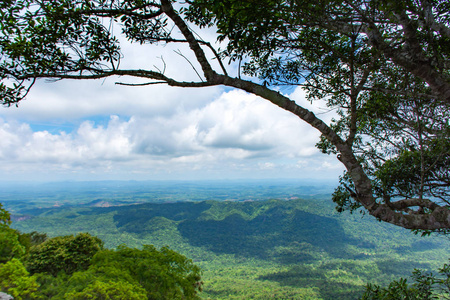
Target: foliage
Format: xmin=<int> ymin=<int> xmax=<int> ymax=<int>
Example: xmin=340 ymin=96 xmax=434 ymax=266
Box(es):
xmin=0 ymin=258 xmax=40 ymax=300
xmin=0 ymin=203 xmax=11 ymax=228
xmin=32 ymin=272 xmax=71 ymax=299
xmin=0 ymin=205 xmax=46 ymax=263
xmin=63 ymin=280 xmax=148 ymax=300
xmin=0 ymin=228 xmax=26 ymax=264
xmin=362 ymin=261 xmax=450 ymax=299
xmin=17 ymin=231 xmax=48 ymax=253
xmin=32 ymin=245 xmax=203 ymax=299
xmin=0 ymin=202 xmax=205 ymax=299
xmin=86 ymin=245 xmax=203 ymax=299
xmin=26 ymin=232 xmax=103 ymax=276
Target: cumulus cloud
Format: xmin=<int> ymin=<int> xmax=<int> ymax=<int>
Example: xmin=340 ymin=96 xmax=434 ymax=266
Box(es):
xmin=0 ymin=88 xmax=344 ymax=180
xmin=126 ymin=90 xmax=322 ymax=159
xmin=0 ymin=117 xmax=131 ymax=167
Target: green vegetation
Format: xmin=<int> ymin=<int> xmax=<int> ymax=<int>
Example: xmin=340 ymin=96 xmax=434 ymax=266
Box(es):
xmin=0 ymin=259 xmax=39 ymax=300
xmin=8 ymin=190 xmax=450 ymax=299
xmin=0 ymin=203 xmax=10 ymax=228
xmin=38 ymin=244 xmax=202 ymax=300
xmin=362 ymin=263 xmax=450 ymax=299
xmin=26 ymin=233 xmax=103 ymax=276
xmin=0 ymin=212 xmax=203 ymax=299
xmin=0 ymin=228 xmax=25 ymax=264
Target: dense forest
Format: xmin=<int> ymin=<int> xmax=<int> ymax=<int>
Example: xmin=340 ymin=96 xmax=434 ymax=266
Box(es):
xmin=0 ymin=230 xmax=202 ymax=299
xmin=3 ymin=181 xmax=449 ymax=299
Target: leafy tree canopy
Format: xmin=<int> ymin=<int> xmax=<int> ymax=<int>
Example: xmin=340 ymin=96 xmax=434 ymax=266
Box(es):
xmin=30 ymin=243 xmax=203 ymax=299
xmin=0 ymin=0 xmax=449 ymax=231
xmin=80 ymin=245 xmax=203 ymax=299
xmin=0 ymin=203 xmax=11 ymax=228
xmin=63 ymin=279 xmax=148 ymax=300
xmin=26 ymin=232 xmax=103 ymax=276
xmin=0 ymin=228 xmax=26 ymax=264
xmin=0 ymin=258 xmax=40 ymax=300
xmin=362 ymin=260 xmax=450 ymax=299
xmin=0 ymin=201 xmax=204 ymax=299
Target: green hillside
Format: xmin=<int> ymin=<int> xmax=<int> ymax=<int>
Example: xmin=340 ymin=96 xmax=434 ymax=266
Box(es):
xmin=11 ymin=197 xmax=450 ymax=299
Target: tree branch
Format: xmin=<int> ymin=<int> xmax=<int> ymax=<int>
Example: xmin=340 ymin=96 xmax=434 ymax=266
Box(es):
xmin=419 ymin=0 xmax=450 ymax=39
xmin=17 ymin=69 xmax=216 ymax=88
xmin=160 ymin=0 xmax=216 ymax=81
xmin=388 ymin=198 xmax=441 ymax=212
xmin=363 ymin=17 xmax=450 ymax=103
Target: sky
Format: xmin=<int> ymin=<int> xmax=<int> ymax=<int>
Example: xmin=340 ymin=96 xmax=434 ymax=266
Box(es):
xmin=0 ymin=23 xmax=345 ymax=183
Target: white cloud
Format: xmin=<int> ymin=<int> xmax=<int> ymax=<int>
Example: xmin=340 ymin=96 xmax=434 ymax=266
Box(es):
xmin=258 ymin=162 xmax=276 ymax=170
xmin=0 ymin=88 xmax=345 ymax=181
xmin=0 ymin=80 xmax=222 ymax=121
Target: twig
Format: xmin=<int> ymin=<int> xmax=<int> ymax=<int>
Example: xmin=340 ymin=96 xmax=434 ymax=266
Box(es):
xmin=116 ymin=81 xmax=168 ymax=86
xmin=174 ymin=49 xmax=203 ymax=81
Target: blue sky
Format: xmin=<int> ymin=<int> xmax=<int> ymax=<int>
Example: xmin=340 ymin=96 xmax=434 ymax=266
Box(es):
xmin=0 ymin=27 xmax=344 ymax=182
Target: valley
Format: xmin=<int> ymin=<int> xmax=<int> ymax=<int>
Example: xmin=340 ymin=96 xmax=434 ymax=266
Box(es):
xmin=3 ymin=180 xmax=450 ymax=299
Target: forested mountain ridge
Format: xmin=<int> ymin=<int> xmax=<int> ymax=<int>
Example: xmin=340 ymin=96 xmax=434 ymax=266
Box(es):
xmin=10 ymin=196 xmax=450 ymax=299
